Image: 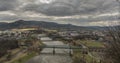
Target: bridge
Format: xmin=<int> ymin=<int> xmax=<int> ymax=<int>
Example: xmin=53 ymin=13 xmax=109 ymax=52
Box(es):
xmin=20 ymin=44 xmax=83 ymax=56
xmin=39 ymin=45 xmax=83 ymax=56
xmin=39 ymin=45 xmax=82 ymax=49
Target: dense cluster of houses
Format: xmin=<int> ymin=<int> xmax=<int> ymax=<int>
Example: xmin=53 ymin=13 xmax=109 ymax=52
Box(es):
xmin=58 ymin=30 xmax=105 ymax=41
xmin=0 ymin=30 xmax=31 ymax=40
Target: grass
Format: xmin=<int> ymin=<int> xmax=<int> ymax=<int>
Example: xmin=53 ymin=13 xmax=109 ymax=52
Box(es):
xmin=10 ymin=40 xmax=43 ymax=63
xmin=72 ymin=49 xmax=99 ymax=63
xmin=72 ymin=40 xmax=104 ymax=63
xmin=85 ymin=54 xmax=94 ymax=63
xmin=77 ymin=40 xmax=104 ymax=47
xmin=11 ymin=52 xmax=36 ymax=63
xmin=72 ymin=49 xmax=83 ymax=63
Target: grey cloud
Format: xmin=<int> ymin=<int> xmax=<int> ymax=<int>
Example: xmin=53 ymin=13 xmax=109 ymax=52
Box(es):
xmin=0 ymin=14 xmax=52 ymax=22
xmin=21 ymin=1 xmax=80 ymax=16
xmin=21 ymin=0 xmax=117 ymax=16
xmin=0 ymin=14 xmax=21 ymax=21
xmin=57 ymin=15 xmax=118 ymax=23
xmin=0 ymin=0 xmax=117 ymax=16
xmin=0 ymin=0 xmax=19 ymax=11
xmin=0 ymin=0 xmax=118 ymax=26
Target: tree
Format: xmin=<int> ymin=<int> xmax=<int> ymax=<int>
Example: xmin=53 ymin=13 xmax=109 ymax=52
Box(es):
xmin=0 ymin=39 xmax=19 ymax=57
xmin=105 ymin=26 xmax=120 ymax=63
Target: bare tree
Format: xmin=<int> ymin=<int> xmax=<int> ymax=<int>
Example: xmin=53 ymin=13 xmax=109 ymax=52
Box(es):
xmin=105 ymin=25 xmax=120 ymax=63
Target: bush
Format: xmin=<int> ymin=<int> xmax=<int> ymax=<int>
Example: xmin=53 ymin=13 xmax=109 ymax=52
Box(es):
xmin=0 ymin=39 xmax=19 ymax=57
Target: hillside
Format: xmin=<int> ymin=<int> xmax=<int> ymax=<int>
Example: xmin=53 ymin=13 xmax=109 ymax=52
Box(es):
xmin=0 ymin=20 xmax=114 ymax=31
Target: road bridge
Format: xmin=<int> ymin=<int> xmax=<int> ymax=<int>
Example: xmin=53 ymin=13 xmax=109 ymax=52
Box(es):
xmin=39 ymin=45 xmax=82 ymax=56
xmin=20 ymin=44 xmax=83 ymax=56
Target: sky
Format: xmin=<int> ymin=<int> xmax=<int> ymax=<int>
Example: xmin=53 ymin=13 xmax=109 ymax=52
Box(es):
xmin=0 ymin=0 xmax=119 ymax=26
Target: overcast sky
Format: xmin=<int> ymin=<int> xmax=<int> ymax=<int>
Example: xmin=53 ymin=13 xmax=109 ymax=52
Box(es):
xmin=0 ymin=0 xmax=119 ymax=26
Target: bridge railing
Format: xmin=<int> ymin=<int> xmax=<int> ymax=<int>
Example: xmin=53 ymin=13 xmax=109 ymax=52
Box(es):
xmin=39 ymin=45 xmax=82 ymax=49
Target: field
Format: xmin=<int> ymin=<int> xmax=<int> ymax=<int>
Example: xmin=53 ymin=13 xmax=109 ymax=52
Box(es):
xmin=72 ymin=49 xmax=98 ymax=63
xmin=77 ymin=40 xmax=104 ymax=47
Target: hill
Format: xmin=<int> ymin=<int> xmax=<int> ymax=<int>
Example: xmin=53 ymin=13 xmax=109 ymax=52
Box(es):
xmin=0 ymin=20 xmax=116 ymax=31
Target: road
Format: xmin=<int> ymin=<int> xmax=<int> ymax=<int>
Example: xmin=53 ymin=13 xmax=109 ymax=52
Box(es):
xmin=26 ymin=36 xmax=73 ymax=63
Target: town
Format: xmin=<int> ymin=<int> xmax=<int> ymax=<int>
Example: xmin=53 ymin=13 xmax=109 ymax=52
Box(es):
xmin=0 ymin=27 xmax=112 ymax=63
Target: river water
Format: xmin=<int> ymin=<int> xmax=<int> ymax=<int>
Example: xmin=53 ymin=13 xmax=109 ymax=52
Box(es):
xmin=26 ymin=36 xmax=73 ymax=63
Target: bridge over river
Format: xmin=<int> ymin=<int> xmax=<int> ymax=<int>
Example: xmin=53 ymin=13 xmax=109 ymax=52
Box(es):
xmin=39 ymin=45 xmax=82 ymax=56
xmin=26 ymin=34 xmax=73 ymax=63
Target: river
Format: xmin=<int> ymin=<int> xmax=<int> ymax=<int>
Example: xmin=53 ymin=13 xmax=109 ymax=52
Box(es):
xmin=26 ymin=35 xmax=73 ymax=63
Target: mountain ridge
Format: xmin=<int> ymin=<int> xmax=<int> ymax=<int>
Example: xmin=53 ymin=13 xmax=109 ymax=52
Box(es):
xmin=0 ymin=20 xmax=118 ymax=31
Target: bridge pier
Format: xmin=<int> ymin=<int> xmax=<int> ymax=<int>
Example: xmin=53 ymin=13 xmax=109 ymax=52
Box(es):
xmin=69 ymin=46 xmax=72 ymax=56
xmin=53 ymin=47 xmax=55 ymax=55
